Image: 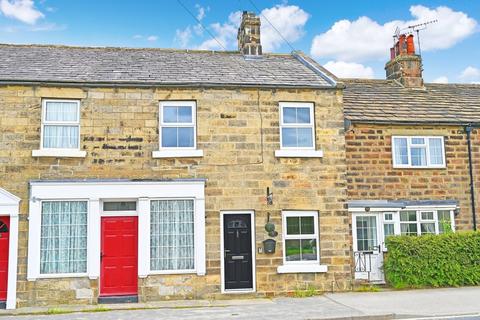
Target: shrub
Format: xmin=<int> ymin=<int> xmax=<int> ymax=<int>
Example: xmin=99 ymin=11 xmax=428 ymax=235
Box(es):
xmin=384 ymin=231 xmax=480 ymax=289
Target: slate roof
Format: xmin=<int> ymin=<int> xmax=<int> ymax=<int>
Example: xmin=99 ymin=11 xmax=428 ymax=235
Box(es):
xmin=0 ymin=44 xmax=336 ymax=88
xmin=343 ymin=79 xmax=480 ymax=125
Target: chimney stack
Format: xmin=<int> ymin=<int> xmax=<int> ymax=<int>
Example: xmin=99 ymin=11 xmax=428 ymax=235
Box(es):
xmin=385 ymin=34 xmax=423 ymax=88
xmin=237 ymin=11 xmax=262 ymax=56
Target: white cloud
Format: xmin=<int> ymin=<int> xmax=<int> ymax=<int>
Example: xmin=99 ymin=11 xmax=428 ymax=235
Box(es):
xmin=311 ymin=5 xmax=477 ymax=62
xmin=195 ymin=4 xmax=209 ymax=21
xmin=260 ymin=4 xmax=309 ymax=52
xmin=175 ymin=27 xmax=192 ymax=48
xmin=432 ymin=76 xmax=449 ymax=83
xmin=133 ymin=34 xmax=143 ymax=39
xmin=0 ymin=0 xmax=44 ymax=24
xmin=197 ymin=11 xmax=240 ymax=50
xmin=459 ymin=66 xmax=480 ymax=83
xmin=146 ymin=35 xmax=158 ymax=42
xmin=324 ymin=61 xmax=374 ymax=79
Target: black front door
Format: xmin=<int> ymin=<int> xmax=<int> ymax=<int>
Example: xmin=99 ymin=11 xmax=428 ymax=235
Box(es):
xmin=223 ymin=214 xmax=253 ymax=290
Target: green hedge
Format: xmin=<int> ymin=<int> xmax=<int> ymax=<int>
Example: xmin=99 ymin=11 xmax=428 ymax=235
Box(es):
xmin=384 ymin=231 xmax=480 ymax=288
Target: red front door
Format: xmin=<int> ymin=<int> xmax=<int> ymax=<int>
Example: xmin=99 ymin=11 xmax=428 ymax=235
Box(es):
xmin=100 ymin=216 xmax=138 ymax=297
xmin=0 ymin=216 xmax=10 ymax=301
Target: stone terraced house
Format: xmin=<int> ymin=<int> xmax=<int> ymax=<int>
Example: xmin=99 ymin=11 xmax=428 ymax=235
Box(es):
xmin=0 ymin=11 xmax=478 ymax=310
xmin=344 ymin=34 xmax=480 ymax=282
xmin=0 ymin=12 xmax=349 ymax=309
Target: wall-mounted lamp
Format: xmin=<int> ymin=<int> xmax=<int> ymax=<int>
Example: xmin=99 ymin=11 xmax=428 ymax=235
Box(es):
xmin=266 ymin=187 xmax=273 ymax=205
xmin=454 ymin=208 xmax=460 ymax=216
xmin=364 ymin=207 xmax=370 ymax=212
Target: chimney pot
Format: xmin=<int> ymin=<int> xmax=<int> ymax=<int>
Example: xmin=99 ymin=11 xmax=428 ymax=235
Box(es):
xmin=237 ymin=11 xmax=262 ymax=56
xmin=385 ymin=33 xmax=423 ymax=88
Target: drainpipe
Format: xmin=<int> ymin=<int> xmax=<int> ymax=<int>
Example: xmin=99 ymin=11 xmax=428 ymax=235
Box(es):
xmin=466 ymin=126 xmax=477 ymax=231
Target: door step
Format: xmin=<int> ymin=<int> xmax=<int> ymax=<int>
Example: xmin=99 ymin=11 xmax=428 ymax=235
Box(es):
xmin=98 ymin=295 xmax=138 ymax=304
xmin=0 ymin=301 xmax=6 ymax=309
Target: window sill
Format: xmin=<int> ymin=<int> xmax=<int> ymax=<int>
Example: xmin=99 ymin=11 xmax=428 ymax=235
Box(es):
xmin=152 ymin=149 xmax=204 ymax=158
xmin=32 ymin=149 xmax=87 ymax=158
xmin=277 ymin=264 xmax=328 ymax=274
xmin=274 ymin=149 xmax=324 ymax=158
xmin=393 ymin=165 xmax=446 ymax=169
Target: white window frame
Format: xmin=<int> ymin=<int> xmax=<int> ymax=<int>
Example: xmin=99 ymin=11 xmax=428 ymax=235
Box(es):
xmin=153 ymin=101 xmax=203 ymax=158
xmin=32 ymin=99 xmax=86 ymax=158
xmin=149 ymin=197 xmax=197 ymax=275
xmin=277 ymin=210 xmax=327 ymax=273
xmin=275 ymin=102 xmax=323 ymax=158
xmin=392 ymin=136 xmax=446 ymax=168
xmin=38 ymin=199 xmax=89 ymax=278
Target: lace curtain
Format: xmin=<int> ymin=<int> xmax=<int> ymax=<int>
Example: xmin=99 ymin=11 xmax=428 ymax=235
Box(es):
xmin=150 ymin=200 xmax=195 ymax=271
xmin=40 ymin=201 xmax=88 ymax=274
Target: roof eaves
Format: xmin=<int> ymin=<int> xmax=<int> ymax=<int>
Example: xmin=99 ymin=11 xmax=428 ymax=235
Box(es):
xmin=0 ymin=79 xmax=335 ymax=90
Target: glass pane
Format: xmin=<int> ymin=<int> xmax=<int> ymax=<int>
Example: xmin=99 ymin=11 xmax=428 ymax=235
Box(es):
xmin=282 ymin=128 xmax=314 ymax=148
xmin=162 ymin=127 xmax=177 ymax=147
xmin=384 ymin=223 xmax=395 ymax=237
xmin=163 ymin=106 xmax=177 ymax=123
xmin=296 ymin=108 xmax=311 ymax=124
xmin=429 ymin=138 xmax=444 ymax=165
xmin=163 ymin=106 xmax=193 ymax=123
xmin=40 ymin=201 xmax=88 ymax=274
xmin=285 ymin=239 xmax=301 ymax=261
xmin=421 ymin=212 xmax=434 ymax=220
xmin=421 ymin=223 xmax=436 ymax=235
xmin=178 ymin=107 xmax=193 ymax=122
xmin=300 ymin=216 xmax=314 ymax=234
xmin=178 ymin=127 xmax=194 ymax=147
xmin=45 ymin=101 xmax=78 ymax=122
xmin=281 ymin=128 xmax=297 ymax=147
xmin=411 ymin=138 xmax=425 ymax=144
xmin=297 ymin=128 xmax=313 ymax=147
xmin=286 ymin=217 xmax=300 ymax=235
xmin=43 ymin=125 xmax=79 ymax=149
xmin=438 ymin=210 xmax=452 ymax=234
xmin=300 ymin=239 xmax=317 ymax=261
xmin=393 ymin=138 xmax=408 ymax=165
xmin=400 ymin=223 xmax=418 ymax=236
xmin=103 ymin=201 xmax=137 ymax=211
xmin=283 ymin=107 xmax=297 ymax=123
xmin=356 ymin=216 xmax=377 ymax=251
xmin=283 ymin=107 xmax=311 ymax=124
xmin=384 ymin=213 xmax=393 ymax=221
xmin=411 ymin=147 xmax=427 ymax=166
xmin=150 ymin=199 xmax=195 ymax=271
xmin=400 ymin=211 xmax=417 ymax=222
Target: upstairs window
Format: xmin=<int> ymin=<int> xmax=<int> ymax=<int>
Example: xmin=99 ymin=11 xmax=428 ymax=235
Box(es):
xmin=159 ymin=101 xmax=196 ymax=149
xmin=392 ymin=136 xmax=445 ymax=168
xmin=279 ymin=102 xmax=315 ymax=149
xmin=41 ymin=100 xmax=80 ymax=150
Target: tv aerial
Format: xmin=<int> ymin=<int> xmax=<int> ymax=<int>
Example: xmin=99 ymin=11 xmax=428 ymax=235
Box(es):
xmin=394 ymin=20 xmax=438 ymax=55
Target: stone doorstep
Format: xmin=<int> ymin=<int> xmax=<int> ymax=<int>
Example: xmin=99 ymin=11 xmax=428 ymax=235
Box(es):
xmin=0 ymin=298 xmax=274 ymax=317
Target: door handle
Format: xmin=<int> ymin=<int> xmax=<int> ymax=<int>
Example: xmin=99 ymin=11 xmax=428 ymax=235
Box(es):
xmin=100 ymin=252 xmax=105 ymax=260
xmin=224 ymin=249 xmax=230 ymax=259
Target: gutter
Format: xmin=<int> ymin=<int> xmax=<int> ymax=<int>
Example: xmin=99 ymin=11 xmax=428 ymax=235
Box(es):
xmin=347 ymin=119 xmax=480 ymax=127
xmin=465 ymin=125 xmax=478 ymax=231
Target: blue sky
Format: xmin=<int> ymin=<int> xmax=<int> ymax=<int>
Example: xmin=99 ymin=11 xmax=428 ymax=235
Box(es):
xmin=0 ymin=0 xmax=479 ymax=83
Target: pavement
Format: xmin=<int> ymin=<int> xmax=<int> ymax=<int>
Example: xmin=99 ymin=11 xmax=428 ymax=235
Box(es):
xmin=1 ymin=287 xmax=480 ymax=319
